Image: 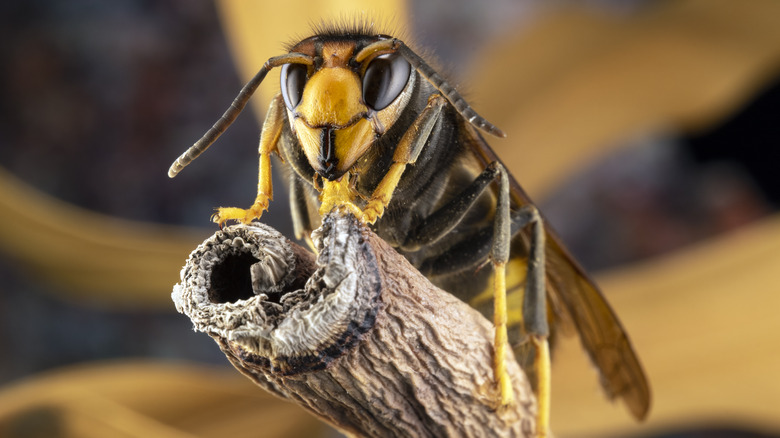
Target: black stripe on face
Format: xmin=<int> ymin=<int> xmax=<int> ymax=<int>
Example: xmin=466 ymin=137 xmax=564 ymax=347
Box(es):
xmin=318 ymin=125 xmax=339 ymax=180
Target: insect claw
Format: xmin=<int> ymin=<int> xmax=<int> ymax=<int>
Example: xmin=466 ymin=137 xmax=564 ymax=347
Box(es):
xmin=474 ymin=258 xmax=491 ymax=273
xmin=210 ymin=211 xmax=224 ymax=229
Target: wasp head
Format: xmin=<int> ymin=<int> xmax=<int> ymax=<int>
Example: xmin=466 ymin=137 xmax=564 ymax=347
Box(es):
xmin=280 ymin=37 xmax=413 ymax=181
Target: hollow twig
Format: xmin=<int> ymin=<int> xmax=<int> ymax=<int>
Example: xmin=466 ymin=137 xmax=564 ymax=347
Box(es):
xmin=172 ymin=213 xmax=535 ymax=437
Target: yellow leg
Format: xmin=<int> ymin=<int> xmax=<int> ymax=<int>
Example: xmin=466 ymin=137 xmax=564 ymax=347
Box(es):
xmin=532 ymin=334 xmax=551 ymax=438
xmin=361 ymin=95 xmax=446 ymax=224
xmin=493 ymin=261 xmax=514 ymax=406
xmin=212 ymin=95 xmax=284 ymax=226
xmin=361 ymin=163 xmax=405 ymax=224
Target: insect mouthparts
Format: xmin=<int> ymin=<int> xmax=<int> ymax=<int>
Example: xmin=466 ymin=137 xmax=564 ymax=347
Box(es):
xmin=318 ymin=125 xmax=340 ymax=180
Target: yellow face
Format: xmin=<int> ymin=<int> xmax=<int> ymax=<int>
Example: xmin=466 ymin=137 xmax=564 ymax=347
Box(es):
xmin=280 ymin=38 xmax=413 ymax=181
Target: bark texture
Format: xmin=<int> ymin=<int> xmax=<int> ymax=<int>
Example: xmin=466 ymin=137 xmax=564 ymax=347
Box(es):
xmin=172 ymin=213 xmax=536 ymax=437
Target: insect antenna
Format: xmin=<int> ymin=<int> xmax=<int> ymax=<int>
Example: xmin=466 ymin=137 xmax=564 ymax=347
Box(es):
xmin=396 ymin=43 xmax=506 ymax=138
xmin=168 ymin=53 xmax=313 ymax=178
xmin=356 ymin=39 xmax=505 ymax=138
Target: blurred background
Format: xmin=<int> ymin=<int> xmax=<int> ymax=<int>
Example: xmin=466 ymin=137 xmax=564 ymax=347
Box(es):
xmin=0 ymin=0 xmax=778 ymax=437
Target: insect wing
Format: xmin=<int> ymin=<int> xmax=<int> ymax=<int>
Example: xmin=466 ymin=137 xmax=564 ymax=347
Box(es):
xmin=545 ymin=237 xmax=651 ymax=419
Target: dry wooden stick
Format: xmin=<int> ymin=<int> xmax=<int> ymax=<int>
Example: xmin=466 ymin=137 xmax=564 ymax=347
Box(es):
xmin=172 ymin=213 xmax=536 ymax=437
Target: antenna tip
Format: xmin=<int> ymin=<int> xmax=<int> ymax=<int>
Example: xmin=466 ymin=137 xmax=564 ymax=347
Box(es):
xmin=482 ymin=123 xmax=506 ymax=138
xmin=167 ymin=165 xmax=180 ymax=178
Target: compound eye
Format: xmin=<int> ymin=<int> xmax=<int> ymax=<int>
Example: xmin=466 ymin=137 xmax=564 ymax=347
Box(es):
xmin=280 ymin=63 xmax=307 ymax=110
xmin=362 ymin=53 xmax=411 ymax=111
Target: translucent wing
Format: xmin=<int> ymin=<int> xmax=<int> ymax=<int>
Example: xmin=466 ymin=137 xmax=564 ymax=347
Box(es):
xmin=544 ymin=236 xmax=651 ymax=420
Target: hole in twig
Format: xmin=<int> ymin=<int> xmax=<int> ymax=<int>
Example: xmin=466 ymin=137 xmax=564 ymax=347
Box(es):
xmin=209 ymin=252 xmax=259 ymax=303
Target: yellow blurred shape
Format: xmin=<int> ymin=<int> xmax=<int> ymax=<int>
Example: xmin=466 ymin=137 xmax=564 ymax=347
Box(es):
xmin=470 ymin=0 xmax=780 ymax=198
xmin=0 ymin=361 xmax=325 ymax=438
xmin=215 ymin=0 xmax=407 ymax=115
xmin=0 ymin=166 xmax=207 ymax=309
xmin=552 ymin=214 xmax=780 ymax=436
